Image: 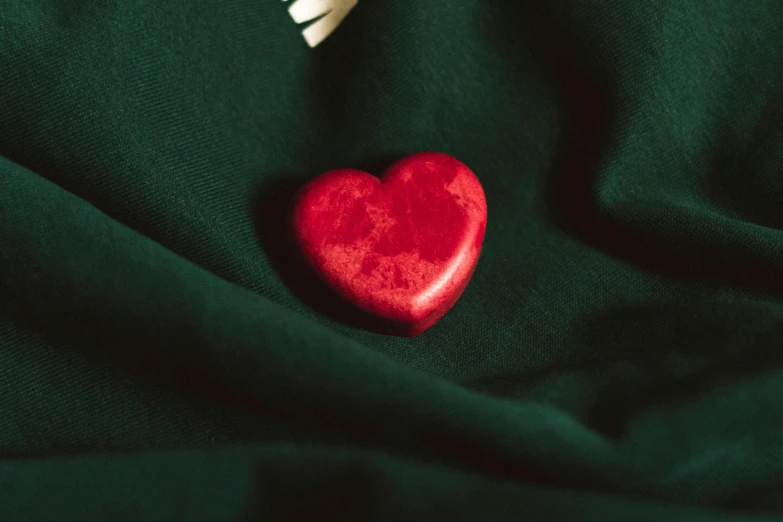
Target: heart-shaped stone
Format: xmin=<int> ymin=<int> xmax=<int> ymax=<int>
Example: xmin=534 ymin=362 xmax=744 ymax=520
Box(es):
xmin=290 ymin=152 xmax=487 ymax=336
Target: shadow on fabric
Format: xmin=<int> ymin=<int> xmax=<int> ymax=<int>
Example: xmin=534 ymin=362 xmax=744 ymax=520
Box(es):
xmin=239 ymin=459 xmax=381 ymax=522
xmin=486 ymin=1 xmax=783 ymax=298
xmin=467 ymin=301 xmax=783 ymax=440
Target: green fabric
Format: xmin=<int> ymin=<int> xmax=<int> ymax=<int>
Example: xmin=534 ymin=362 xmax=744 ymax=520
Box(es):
xmin=1 ymin=0 xmax=783 ymax=519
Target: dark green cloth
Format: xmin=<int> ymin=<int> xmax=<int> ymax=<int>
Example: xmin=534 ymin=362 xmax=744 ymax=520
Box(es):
xmin=2 ymin=0 xmax=783 ymax=520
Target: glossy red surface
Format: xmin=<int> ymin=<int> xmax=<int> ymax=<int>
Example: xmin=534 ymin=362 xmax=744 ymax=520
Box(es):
xmin=290 ymin=152 xmax=487 ymax=336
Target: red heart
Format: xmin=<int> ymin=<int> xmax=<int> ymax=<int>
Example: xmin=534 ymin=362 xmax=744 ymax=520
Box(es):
xmin=290 ymin=152 xmax=487 ymax=336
